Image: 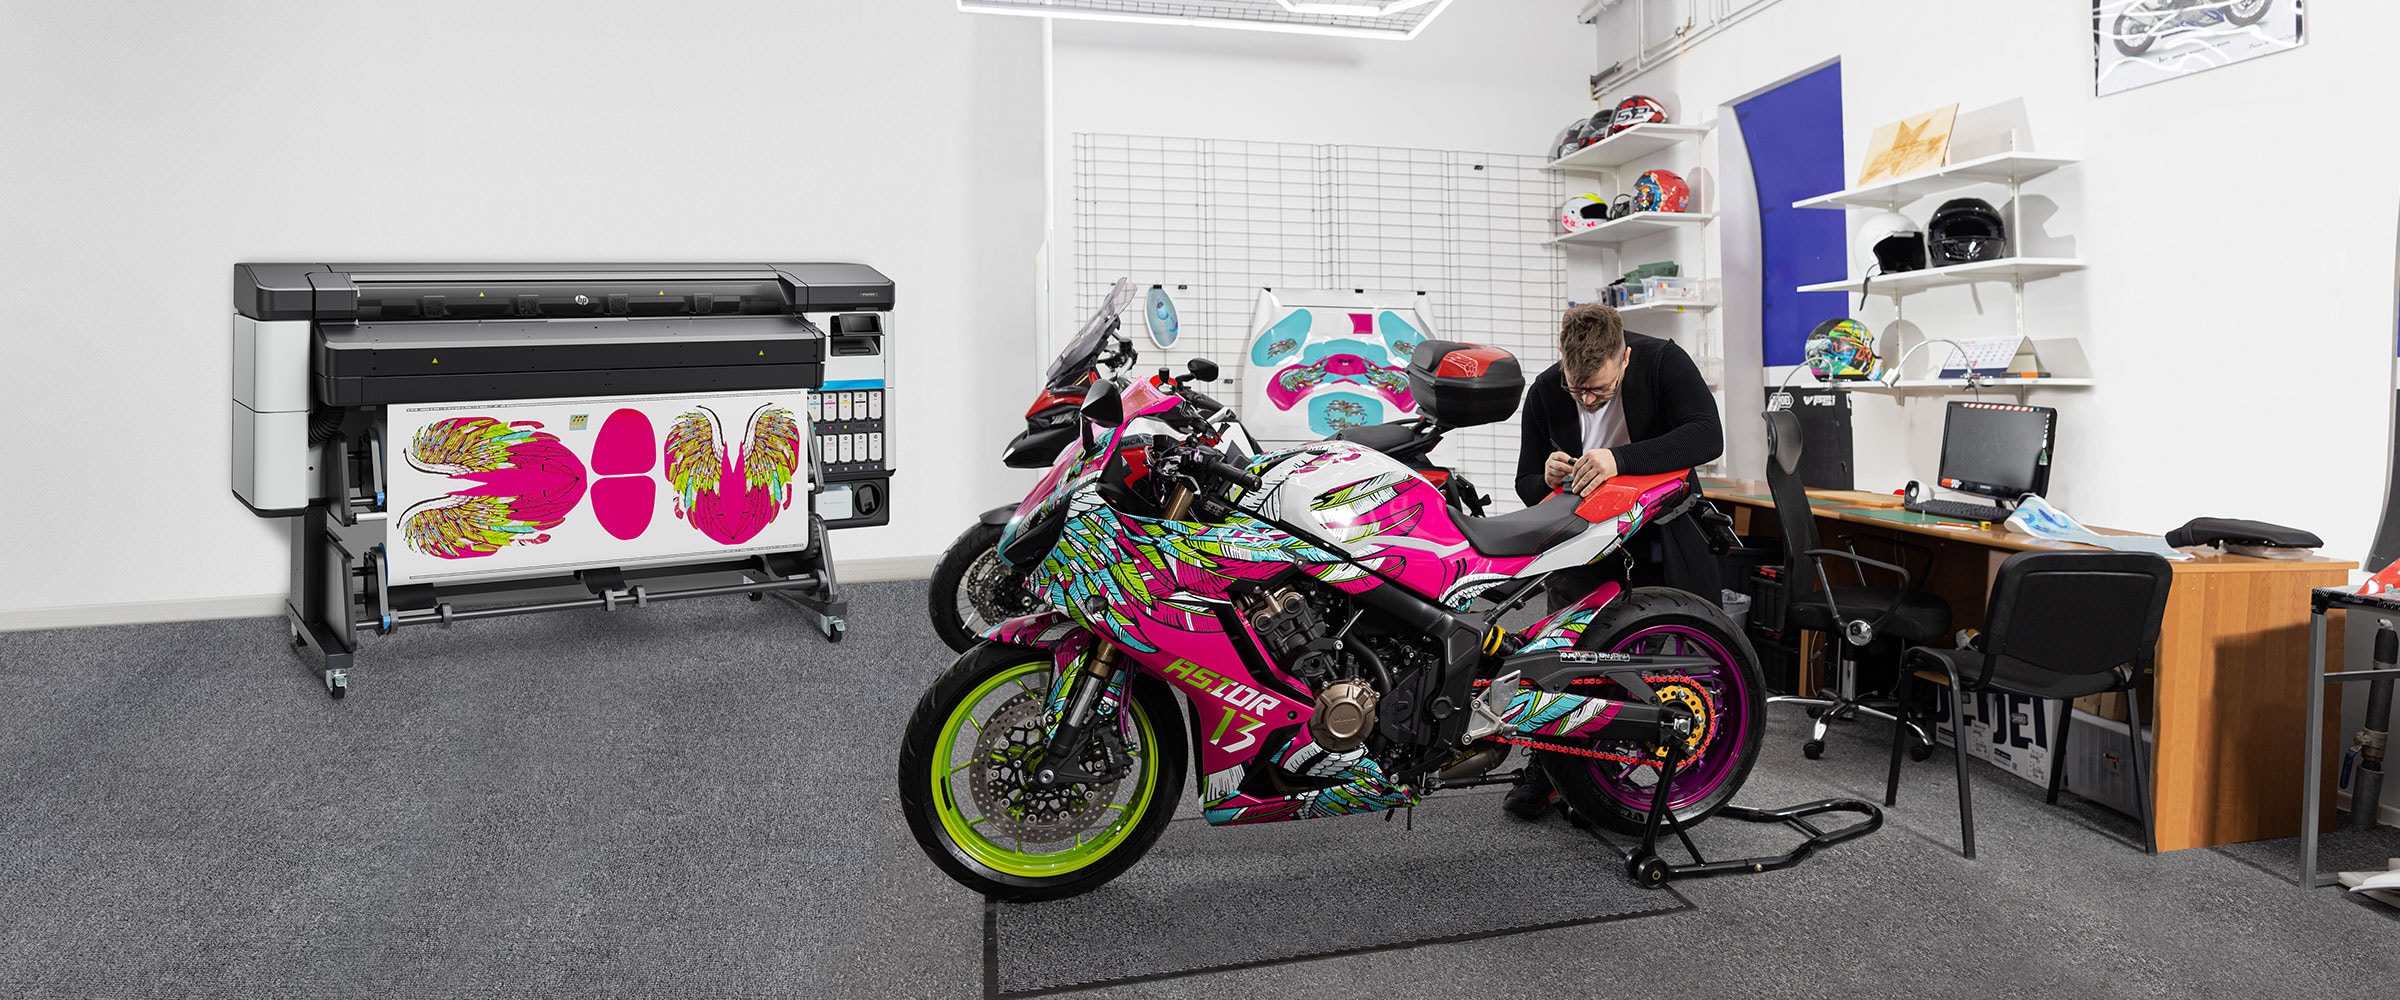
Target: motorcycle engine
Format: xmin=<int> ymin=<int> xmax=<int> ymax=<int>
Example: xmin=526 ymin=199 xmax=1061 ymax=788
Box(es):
xmin=1235 ymin=586 xmax=1336 ymax=676
xmin=1310 ymin=679 xmax=1379 ymax=752
xmin=1234 ymin=584 xmax=1380 ymax=753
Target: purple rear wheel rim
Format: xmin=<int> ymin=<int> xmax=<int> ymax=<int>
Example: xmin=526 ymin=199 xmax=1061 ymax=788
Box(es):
xmin=1585 ymin=624 xmax=1751 ymax=816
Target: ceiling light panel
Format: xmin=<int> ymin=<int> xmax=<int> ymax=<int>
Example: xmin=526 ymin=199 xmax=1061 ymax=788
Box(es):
xmin=1276 ymin=0 xmax=1439 ymax=15
xmin=958 ymin=0 xmax=1455 ymax=40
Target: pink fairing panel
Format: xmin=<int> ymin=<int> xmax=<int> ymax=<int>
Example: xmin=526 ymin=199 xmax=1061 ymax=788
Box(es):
xmin=1518 ymin=581 xmax=1622 ymax=653
xmin=985 ymin=607 xmax=1317 ymax=781
xmin=1234 ymin=443 xmax=1683 ymax=608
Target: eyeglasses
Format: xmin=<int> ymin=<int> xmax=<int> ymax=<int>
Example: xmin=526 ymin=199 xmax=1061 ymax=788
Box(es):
xmin=1568 ymin=381 xmax=1619 ymax=403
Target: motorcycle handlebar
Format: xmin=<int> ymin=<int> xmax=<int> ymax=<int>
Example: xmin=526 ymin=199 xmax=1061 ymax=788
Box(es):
xmin=1180 ymin=385 xmax=1227 ymax=415
xmin=1202 ymin=458 xmax=1262 ymax=493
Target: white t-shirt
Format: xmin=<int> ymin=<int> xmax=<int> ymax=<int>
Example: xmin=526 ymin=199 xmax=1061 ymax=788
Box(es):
xmin=1578 ymin=397 xmax=1631 ymax=454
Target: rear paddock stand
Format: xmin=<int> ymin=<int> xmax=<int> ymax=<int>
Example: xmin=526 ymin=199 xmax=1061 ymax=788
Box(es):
xmin=1621 ymin=746 xmax=1884 ymax=887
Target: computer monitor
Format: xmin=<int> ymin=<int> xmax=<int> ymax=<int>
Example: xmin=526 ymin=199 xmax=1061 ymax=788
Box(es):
xmin=1936 ymin=401 xmax=2056 ymax=502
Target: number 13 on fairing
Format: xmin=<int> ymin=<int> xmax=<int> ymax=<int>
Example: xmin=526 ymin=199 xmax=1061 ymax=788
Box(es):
xmin=1210 ymin=706 xmax=1268 ymax=753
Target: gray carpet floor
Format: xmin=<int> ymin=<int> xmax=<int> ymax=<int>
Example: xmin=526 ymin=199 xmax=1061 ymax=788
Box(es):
xmin=3 ymin=579 xmax=2397 ymax=999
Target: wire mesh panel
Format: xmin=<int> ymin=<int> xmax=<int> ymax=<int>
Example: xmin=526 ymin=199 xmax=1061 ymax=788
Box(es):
xmin=1073 ymin=133 xmax=1564 ymax=509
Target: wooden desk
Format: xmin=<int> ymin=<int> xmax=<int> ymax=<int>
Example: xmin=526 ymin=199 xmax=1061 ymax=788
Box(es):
xmin=1703 ymin=477 xmax=2352 ymax=851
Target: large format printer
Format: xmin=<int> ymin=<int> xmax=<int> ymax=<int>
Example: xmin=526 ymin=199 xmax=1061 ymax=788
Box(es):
xmin=232 ymin=263 xmax=895 ymax=697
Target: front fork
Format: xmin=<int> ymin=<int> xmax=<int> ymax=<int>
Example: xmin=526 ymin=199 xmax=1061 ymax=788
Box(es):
xmin=1034 ymin=642 xmax=1130 ymax=787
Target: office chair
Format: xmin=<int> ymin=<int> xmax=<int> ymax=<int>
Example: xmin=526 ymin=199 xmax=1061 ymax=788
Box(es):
xmin=1884 ymin=550 xmax=2174 ymax=859
xmin=1761 ymin=408 xmax=1953 ymax=759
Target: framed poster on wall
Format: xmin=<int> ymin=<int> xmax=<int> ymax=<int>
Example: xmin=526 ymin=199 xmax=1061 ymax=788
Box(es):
xmin=2095 ymin=0 xmax=2305 ymax=96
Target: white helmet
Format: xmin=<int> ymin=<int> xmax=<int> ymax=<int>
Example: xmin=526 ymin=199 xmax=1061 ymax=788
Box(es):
xmin=1853 ymin=211 xmax=1922 ymax=274
xmin=1558 ymin=192 xmax=1612 ymax=234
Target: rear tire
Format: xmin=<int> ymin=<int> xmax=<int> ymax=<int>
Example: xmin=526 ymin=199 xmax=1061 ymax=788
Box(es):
xmin=2225 ymin=0 xmax=2270 ymax=26
xmin=1547 ymin=587 xmax=1767 ymax=836
xmin=898 ymin=642 xmax=1187 ymax=902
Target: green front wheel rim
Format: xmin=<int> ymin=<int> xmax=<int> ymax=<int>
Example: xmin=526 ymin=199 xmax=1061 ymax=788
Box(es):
xmin=929 ymin=661 xmax=1160 ymax=879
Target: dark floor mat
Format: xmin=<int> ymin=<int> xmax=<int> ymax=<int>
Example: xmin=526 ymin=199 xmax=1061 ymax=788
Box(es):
xmin=986 ymin=791 xmax=1688 ymax=997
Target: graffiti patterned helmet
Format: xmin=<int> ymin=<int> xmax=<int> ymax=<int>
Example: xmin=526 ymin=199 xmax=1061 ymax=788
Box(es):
xmin=1550 ymin=117 xmax=1601 ymax=161
xmin=1807 ymin=318 xmax=1877 ymax=380
xmin=1631 ymin=169 xmax=1690 ymax=213
xmin=1607 ymin=95 xmax=1670 ymax=136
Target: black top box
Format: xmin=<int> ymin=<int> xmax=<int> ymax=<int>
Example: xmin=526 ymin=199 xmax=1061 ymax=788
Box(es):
xmin=1406 ymin=340 xmax=1524 ymax=428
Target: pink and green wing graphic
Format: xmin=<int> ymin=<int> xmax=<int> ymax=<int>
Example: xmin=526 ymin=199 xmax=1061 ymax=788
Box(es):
xmin=401 ymin=418 xmax=588 ymax=560
xmin=664 ymin=404 xmax=806 ymax=545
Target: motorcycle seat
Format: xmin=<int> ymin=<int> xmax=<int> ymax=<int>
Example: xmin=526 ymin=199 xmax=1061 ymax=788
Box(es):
xmin=1452 ymin=491 xmax=1590 ymax=558
xmin=1330 ymin=420 xmax=1439 ymax=468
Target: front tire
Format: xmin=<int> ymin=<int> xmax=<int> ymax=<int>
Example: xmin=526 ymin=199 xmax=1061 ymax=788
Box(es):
xmin=898 ymin=642 xmax=1187 ymax=901
xmin=929 ymin=521 xmax=1038 ymax=653
xmin=2113 ymin=10 xmax=2158 ymax=55
xmin=1546 ymin=587 xmax=1767 ymax=836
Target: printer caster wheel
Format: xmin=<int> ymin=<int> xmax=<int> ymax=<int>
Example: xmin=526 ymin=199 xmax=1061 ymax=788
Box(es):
xmin=749 ymin=591 xmax=766 ymax=602
xmin=289 ymin=621 xmax=305 ymax=647
xmin=1802 ymin=740 xmax=1825 ymax=760
xmin=821 ymin=617 xmax=847 ymax=643
xmin=323 ymin=668 xmax=348 ymax=700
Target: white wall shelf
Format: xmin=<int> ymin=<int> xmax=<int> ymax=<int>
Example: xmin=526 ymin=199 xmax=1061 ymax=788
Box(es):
xmin=1848 ymin=336 xmax=2094 ymax=395
xmin=1545 ymin=123 xmax=1712 ymax=173
xmin=1836 ymin=377 xmax=2094 ymax=395
xmin=1614 ymin=298 xmax=1717 ymax=316
xmin=1797 ymin=257 xmax=2084 ymax=297
xmin=1793 ymin=151 xmax=2081 ymax=211
xmin=1550 ymin=212 xmax=1715 ymax=247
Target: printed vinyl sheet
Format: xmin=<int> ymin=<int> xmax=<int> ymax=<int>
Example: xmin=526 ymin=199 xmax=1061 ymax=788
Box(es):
xmin=1239 ymin=288 xmax=1438 ymax=447
xmin=383 ymin=389 xmax=815 ymax=586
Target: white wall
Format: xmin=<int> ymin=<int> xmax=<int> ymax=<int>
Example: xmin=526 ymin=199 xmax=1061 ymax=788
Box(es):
xmin=0 ymin=0 xmax=1045 ymax=626
xmin=1045 ymin=0 xmax=1598 ymax=341
xmin=1595 ymin=0 xmax=2400 ymax=563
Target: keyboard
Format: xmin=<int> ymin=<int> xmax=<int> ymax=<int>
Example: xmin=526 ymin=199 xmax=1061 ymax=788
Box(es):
xmin=1907 ymin=498 xmax=2013 ymax=523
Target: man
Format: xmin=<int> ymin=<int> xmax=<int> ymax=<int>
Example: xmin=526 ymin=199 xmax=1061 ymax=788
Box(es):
xmin=1503 ymin=303 xmax=1724 ymax=820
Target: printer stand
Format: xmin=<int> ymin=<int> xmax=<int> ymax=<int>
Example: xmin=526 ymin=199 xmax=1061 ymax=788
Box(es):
xmin=285 ymin=505 xmax=850 ymax=699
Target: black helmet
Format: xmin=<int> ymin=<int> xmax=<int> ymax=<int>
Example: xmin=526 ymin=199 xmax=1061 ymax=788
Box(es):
xmin=1549 ymin=119 xmax=1589 ymax=160
xmin=1926 ymin=198 xmax=2008 ymax=264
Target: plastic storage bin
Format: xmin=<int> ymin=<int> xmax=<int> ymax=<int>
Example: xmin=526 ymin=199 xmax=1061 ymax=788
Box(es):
xmin=1644 ymin=276 xmax=1702 ymax=301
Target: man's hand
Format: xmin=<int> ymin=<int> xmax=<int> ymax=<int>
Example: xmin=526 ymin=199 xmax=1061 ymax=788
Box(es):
xmin=1569 ymin=449 xmax=1620 ymax=496
xmin=1543 ymin=451 xmax=1575 ymax=490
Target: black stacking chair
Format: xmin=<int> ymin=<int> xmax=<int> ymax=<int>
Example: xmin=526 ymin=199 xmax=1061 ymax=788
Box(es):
xmin=1884 ymin=549 xmax=2174 ymax=859
xmin=1761 ymin=409 xmax=1952 ymax=759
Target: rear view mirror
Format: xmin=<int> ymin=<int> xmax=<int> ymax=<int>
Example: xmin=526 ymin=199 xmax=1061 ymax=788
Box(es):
xmin=1082 ymin=381 xmax=1126 ymax=428
xmin=1185 ymin=358 xmax=1220 ymax=383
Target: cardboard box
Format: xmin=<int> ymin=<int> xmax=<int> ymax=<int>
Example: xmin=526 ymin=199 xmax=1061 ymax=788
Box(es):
xmin=2072 ymin=691 xmax=2128 ymax=723
xmin=1932 ymin=687 xmax=2064 ymax=788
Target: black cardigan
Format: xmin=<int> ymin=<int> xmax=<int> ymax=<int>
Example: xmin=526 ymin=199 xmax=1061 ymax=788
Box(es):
xmin=1513 ymin=331 xmax=1724 ymax=507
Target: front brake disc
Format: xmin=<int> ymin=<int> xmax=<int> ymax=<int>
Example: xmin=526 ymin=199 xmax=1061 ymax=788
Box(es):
xmin=967 ymin=693 xmax=1122 ymax=844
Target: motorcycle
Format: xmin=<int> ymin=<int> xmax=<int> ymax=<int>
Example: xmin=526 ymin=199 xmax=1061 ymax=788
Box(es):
xmin=897 ymin=291 xmax=1766 ymax=901
xmin=2110 ymin=0 xmax=2272 ymax=56
xmin=927 ymin=282 xmax=1492 ymax=653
